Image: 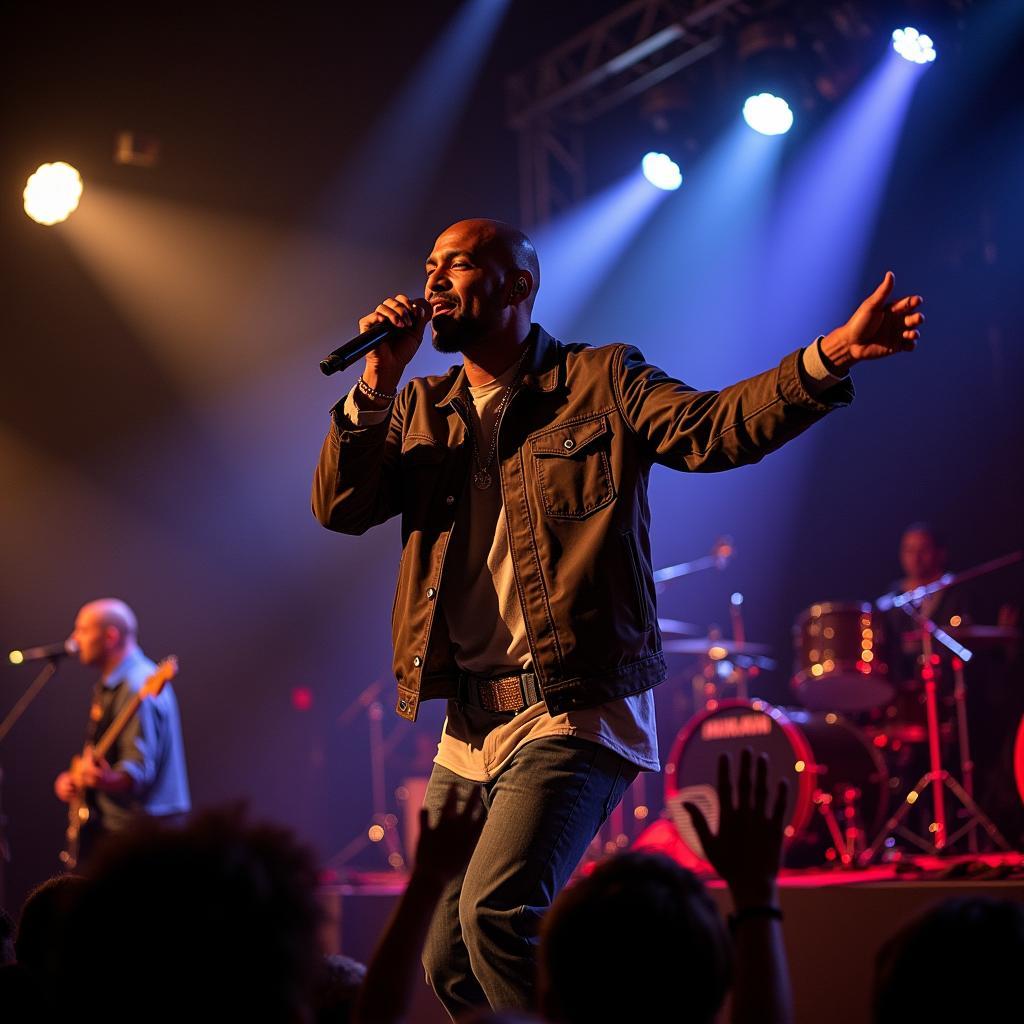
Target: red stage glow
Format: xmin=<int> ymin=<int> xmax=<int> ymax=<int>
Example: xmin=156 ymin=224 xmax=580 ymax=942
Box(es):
xmin=291 ymin=686 xmax=314 ymax=711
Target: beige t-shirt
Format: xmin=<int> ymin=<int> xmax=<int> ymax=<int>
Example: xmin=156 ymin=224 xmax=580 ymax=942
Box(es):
xmin=432 ymin=362 xmax=659 ymax=782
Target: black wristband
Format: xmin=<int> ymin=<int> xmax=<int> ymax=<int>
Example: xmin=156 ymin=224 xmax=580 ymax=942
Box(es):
xmin=727 ymin=905 xmax=784 ymax=933
xmin=815 ymin=336 xmax=846 ymax=377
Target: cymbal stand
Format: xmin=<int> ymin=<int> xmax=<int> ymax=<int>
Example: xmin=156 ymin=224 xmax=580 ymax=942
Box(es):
xmin=950 ymin=656 xmax=978 ymax=853
xmin=728 ymin=592 xmax=750 ymax=701
xmin=860 ymin=606 xmax=1008 ymax=863
xmin=814 ymin=786 xmax=865 ymax=867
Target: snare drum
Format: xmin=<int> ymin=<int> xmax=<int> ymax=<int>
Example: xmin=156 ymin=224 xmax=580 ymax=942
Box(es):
xmin=665 ymin=699 xmax=889 ymax=867
xmin=792 ymin=601 xmax=893 ymax=712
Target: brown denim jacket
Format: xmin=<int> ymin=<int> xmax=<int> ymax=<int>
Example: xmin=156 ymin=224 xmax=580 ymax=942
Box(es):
xmin=313 ymin=325 xmax=853 ymax=721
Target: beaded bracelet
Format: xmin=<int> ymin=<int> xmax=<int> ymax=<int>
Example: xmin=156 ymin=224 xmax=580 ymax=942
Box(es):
xmin=357 ymin=376 xmax=397 ymax=403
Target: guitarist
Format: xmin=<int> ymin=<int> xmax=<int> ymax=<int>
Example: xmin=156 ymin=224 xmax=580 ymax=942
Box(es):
xmin=53 ymin=599 xmax=190 ymax=864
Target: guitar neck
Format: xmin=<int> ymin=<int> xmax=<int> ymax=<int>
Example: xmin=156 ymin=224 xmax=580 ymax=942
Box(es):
xmin=92 ymin=690 xmax=146 ymax=762
xmin=82 ymin=657 xmax=176 ymax=764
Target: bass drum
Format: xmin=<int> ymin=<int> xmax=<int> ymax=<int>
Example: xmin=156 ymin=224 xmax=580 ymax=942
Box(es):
xmin=665 ymin=699 xmax=889 ymax=868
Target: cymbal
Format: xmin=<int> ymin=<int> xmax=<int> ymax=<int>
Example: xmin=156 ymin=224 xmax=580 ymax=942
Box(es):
xmin=901 ymin=625 xmax=1021 ymax=646
xmin=657 ymin=617 xmax=703 ymax=637
xmin=663 ymin=638 xmax=773 ymax=657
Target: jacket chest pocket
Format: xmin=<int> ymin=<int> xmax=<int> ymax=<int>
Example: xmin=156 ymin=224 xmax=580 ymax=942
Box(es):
xmin=529 ymin=415 xmax=616 ymax=519
xmin=400 ymin=435 xmax=456 ymax=525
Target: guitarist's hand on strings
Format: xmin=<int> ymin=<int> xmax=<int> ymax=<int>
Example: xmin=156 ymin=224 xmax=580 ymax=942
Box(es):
xmin=77 ymin=746 xmax=110 ymax=788
xmin=75 ymin=746 xmax=134 ymax=794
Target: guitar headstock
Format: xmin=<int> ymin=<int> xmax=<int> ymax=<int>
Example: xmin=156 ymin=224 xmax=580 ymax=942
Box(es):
xmin=141 ymin=656 xmax=179 ymax=699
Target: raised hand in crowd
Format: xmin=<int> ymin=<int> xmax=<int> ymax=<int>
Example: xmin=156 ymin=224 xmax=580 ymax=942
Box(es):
xmin=685 ymin=750 xmax=792 ymax=1024
xmin=410 ymin=782 xmax=486 ymax=887
xmin=355 ymin=784 xmax=485 ymax=1024
xmin=685 ymin=749 xmax=787 ymax=908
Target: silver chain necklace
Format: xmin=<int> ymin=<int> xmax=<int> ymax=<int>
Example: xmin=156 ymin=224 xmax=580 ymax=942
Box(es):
xmin=466 ymin=347 xmax=529 ymax=491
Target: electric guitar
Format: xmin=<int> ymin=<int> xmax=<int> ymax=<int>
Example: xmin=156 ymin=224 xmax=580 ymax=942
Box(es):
xmin=60 ymin=656 xmax=178 ymax=869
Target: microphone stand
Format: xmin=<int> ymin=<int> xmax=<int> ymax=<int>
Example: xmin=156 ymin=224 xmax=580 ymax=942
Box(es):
xmin=0 ymin=658 xmax=65 ymax=905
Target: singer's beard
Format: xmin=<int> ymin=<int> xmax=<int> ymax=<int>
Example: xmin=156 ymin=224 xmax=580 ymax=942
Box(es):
xmin=431 ymin=315 xmax=481 ymax=355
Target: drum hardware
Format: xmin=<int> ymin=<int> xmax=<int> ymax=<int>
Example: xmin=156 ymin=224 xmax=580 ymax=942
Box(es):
xmin=813 ymin=786 xmax=866 ymax=867
xmin=652 ymin=535 xmax=734 ymax=591
xmin=663 ymin=630 xmax=774 ymax=712
xmin=899 ymin=624 xmax=1021 ymax=647
xmin=874 ymin=550 xmax=1022 ymax=615
xmin=657 ymin=618 xmax=703 ymax=637
xmin=326 ymin=677 xmax=408 ymax=877
xmin=664 ymin=632 xmax=776 ymax=710
xmin=861 ymin=553 xmax=1021 ymax=863
xmin=663 ymin=637 xmax=774 ymax=659
xmin=663 ymin=593 xmax=776 ymax=713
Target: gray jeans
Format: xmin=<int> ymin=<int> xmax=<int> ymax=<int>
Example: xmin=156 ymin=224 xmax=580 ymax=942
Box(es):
xmin=420 ymin=736 xmax=639 ymax=1017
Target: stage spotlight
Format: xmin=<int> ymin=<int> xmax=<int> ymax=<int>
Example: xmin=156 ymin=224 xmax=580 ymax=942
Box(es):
xmin=892 ymin=27 xmax=936 ymax=64
xmin=742 ymin=93 xmax=794 ymax=136
xmin=641 ymin=152 xmax=682 ymax=191
xmin=23 ymin=162 xmax=83 ymax=225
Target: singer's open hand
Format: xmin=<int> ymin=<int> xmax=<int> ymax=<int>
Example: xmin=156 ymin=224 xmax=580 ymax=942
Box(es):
xmin=358 ymin=294 xmax=431 ymax=394
xmin=820 ymin=272 xmax=924 ymax=371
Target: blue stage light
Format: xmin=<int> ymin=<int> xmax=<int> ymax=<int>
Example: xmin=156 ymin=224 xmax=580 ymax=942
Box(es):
xmin=641 ymin=152 xmax=682 ymax=191
xmin=742 ymin=93 xmax=794 ymax=136
xmin=892 ymin=27 xmax=936 ymax=64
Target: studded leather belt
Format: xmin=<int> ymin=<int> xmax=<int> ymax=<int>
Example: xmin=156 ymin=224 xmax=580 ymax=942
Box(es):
xmin=457 ymin=671 xmax=543 ymax=714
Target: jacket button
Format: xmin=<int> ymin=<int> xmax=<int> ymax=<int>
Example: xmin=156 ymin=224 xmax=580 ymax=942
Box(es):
xmin=563 ymin=438 xmax=575 ymax=450
xmin=426 ymin=587 xmax=436 ymax=600
xmin=413 ymin=655 xmax=422 ymax=667
xmin=398 ymin=699 xmax=409 ymax=712
xmin=446 ymin=495 xmax=456 ymax=505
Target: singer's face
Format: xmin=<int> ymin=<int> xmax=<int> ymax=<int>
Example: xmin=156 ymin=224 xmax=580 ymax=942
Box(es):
xmin=424 ymin=223 xmax=511 ymax=353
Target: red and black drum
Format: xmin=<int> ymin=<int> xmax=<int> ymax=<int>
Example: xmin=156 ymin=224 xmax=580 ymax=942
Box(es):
xmin=665 ymin=699 xmax=889 ymax=867
xmin=1015 ymin=715 xmax=1024 ymax=809
xmin=792 ymin=601 xmax=893 ymax=712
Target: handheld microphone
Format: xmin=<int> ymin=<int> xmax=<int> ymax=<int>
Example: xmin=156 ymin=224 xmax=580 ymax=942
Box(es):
xmin=319 ymin=299 xmax=432 ymax=376
xmin=320 ymin=322 xmax=396 ymax=376
xmin=9 ymin=639 xmax=78 ymax=664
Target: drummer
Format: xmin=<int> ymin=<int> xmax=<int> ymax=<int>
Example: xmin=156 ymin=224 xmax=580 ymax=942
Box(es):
xmin=885 ymin=522 xmax=971 ymax=685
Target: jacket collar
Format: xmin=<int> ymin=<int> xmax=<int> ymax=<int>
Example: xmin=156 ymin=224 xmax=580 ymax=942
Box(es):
xmin=435 ymin=324 xmax=563 ymax=408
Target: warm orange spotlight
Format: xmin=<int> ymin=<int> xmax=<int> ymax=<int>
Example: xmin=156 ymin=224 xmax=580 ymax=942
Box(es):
xmin=24 ymin=161 xmax=83 ymax=225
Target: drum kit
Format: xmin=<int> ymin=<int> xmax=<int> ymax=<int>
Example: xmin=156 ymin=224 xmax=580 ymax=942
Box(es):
xmin=639 ymin=543 xmax=1022 ymax=870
